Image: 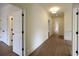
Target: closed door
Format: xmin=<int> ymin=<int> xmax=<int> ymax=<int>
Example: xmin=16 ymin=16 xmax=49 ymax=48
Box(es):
xmin=13 ymin=9 xmax=22 ymax=56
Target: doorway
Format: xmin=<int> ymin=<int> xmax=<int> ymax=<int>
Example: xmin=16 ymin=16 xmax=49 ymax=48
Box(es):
xmin=12 ymin=9 xmax=23 ymax=56
xmin=7 ymin=5 xmax=24 ymax=56
xmin=48 ymin=13 xmax=64 ymax=37
xmin=48 ymin=12 xmax=72 ymax=56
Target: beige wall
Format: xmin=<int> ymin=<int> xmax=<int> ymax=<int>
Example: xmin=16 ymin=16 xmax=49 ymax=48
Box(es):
xmin=25 ymin=4 xmax=48 ymax=55
xmin=4 ymin=3 xmax=73 ymax=55
xmin=49 ymin=16 xmax=54 ymax=35
xmin=49 ymin=4 xmax=73 ymax=40
xmin=14 ymin=4 xmax=49 ymax=55
xmin=64 ymin=4 xmax=72 ymax=40
xmin=58 ymin=16 xmax=64 ymax=35
xmin=0 ymin=3 xmax=48 ymax=55
xmin=49 ymin=4 xmax=73 ymax=41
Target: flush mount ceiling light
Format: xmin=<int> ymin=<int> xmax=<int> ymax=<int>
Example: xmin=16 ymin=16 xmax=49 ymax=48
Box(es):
xmin=49 ymin=7 xmax=60 ymax=13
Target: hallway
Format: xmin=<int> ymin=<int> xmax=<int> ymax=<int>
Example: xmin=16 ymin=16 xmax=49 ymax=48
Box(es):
xmin=0 ymin=41 xmax=18 ymax=56
xmin=30 ymin=35 xmax=72 ymax=56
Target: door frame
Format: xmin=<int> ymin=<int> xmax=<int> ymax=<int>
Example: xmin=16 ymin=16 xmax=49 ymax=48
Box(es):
xmin=12 ymin=5 xmax=26 ymax=56
xmin=22 ymin=9 xmax=26 ymax=56
xmin=7 ymin=4 xmax=26 ymax=56
xmin=48 ymin=18 xmax=50 ymax=38
xmin=22 ymin=11 xmax=24 ymax=56
xmin=72 ymin=7 xmax=79 ymax=56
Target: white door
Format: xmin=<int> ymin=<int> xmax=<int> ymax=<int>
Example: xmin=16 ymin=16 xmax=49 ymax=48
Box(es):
xmin=10 ymin=17 xmax=13 ymax=46
xmin=73 ymin=8 xmax=79 ymax=56
xmin=13 ymin=9 xmax=22 ymax=56
xmin=73 ymin=8 xmax=78 ymax=56
xmin=78 ymin=8 xmax=79 ymax=56
xmin=8 ymin=16 xmax=13 ymax=46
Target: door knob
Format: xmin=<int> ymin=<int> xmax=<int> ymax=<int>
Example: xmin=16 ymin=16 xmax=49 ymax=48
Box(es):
xmin=11 ymin=28 xmax=13 ymax=31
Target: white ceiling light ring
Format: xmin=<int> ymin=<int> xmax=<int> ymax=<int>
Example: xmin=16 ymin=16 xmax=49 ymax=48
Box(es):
xmin=51 ymin=11 xmax=57 ymax=13
xmin=49 ymin=7 xmax=60 ymax=14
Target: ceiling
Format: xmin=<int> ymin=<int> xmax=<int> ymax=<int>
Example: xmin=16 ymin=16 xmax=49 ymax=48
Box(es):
xmin=11 ymin=3 xmax=69 ymax=16
xmin=0 ymin=3 xmax=74 ymax=16
xmin=39 ymin=3 xmax=72 ymax=16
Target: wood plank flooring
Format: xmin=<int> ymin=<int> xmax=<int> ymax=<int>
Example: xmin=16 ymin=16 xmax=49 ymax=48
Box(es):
xmin=0 ymin=41 xmax=18 ymax=56
xmin=0 ymin=34 xmax=72 ymax=56
xmin=30 ymin=35 xmax=72 ymax=56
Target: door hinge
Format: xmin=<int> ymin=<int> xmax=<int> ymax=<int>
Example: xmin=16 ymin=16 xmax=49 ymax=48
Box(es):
xmin=76 ymin=12 xmax=78 ymax=15
xmin=11 ymin=40 xmax=13 ymax=41
xmin=22 ymin=31 xmax=24 ymax=34
xmin=22 ymin=13 xmax=24 ymax=16
xmin=76 ymin=32 xmax=78 ymax=35
xmin=22 ymin=48 xmax=24 ymax=51
xmin=76 ymin=51 xmax=78 ymax=54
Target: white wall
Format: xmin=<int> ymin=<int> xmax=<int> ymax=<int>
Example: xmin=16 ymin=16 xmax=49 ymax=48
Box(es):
xmin=14 ymin=3 xmax=73 ymax=55
xmin=0 ymin=4 xmax=11 ymax=45
xmin=13 ymin=3 xmax=49 ymax=55
xmin=0 ymin=4 xmax=21 ymax=45
xmin=1 ymin=3 xmax=73 ymax=55
xmin=64 ymin=4 xmax=73 ymax=41
xmin=25 ymin=4 xmax=48 ymax=55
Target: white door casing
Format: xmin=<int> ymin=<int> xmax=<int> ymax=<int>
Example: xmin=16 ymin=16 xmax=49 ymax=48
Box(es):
xmin=72 ymin=8 xmax=79 ymax=56
xmin=73 ymin=8 xmax=77 ymax=56
xmin=78 ymin=8 xmax=79 ymax=56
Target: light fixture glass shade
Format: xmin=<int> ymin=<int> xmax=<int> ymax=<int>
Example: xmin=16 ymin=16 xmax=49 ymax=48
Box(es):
xmin=51 ymin=11 xmax=57 ymax=13
xmin=49 ymin=7 xmax=60 ymax=13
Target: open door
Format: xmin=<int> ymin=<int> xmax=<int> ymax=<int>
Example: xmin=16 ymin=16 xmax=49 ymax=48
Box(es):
xmin=12 ymin=9 xmax=23 ymax=56
xmin=8 ymin=16 xmax=13 ymax=46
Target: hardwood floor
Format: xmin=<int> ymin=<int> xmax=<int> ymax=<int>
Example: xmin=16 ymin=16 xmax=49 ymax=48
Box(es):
xmin=30 ymin=35 xmax=72 ymax=56
xmin=0 ymin=41 xmax=18 ymax=56
xmin=0 ymin=35 xmax=71 ymax=56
